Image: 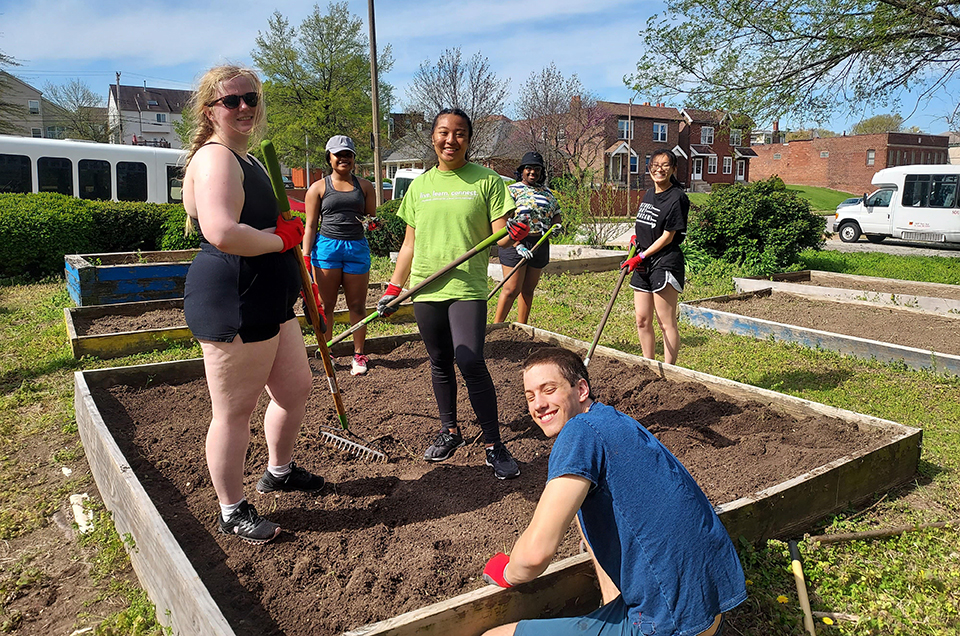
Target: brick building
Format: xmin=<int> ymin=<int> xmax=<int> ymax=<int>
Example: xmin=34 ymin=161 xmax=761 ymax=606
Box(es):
xmin=750 ymin=132 xmax=950 ymax=194
xmin=677 ymin=109 xmax=755 ymax=192
xmin=594 ymin=100 xmax=685 ymax=191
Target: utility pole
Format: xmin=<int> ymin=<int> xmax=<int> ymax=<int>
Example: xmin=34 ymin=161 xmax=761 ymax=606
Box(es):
xmin=305 ymin=133 xmax=311 ymax=188
xmin=367 ymin=0 xmax=383 ymax=206
xmin=115 ymin=72 xmax=123 ymax=144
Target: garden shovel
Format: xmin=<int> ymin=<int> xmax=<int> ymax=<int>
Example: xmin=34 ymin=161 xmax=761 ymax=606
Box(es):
xmin=261 ymin=140 xmax=385 ymax=461
xmin=583 ymin=242 xmax=637 ymax=367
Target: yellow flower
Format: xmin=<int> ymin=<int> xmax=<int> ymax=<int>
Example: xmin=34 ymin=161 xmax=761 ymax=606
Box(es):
xmin=745 ymin=580 xmax=753 ymax=586
xmin=822 ymin=617 xmax=835 ymax=625
xmin=777 ymin=595 xmax=789 ymax=604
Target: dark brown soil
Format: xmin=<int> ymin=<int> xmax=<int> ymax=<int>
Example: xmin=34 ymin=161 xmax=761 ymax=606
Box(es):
xmin=697 ymin=294 xmax=960 ymax=355
xmin=73 ymin=290 xmax=384 ymax=336
xmin=795 ymin=277 xmax=960 ymax=301
xmin=90 ymin=329 xmax=887 ymax=636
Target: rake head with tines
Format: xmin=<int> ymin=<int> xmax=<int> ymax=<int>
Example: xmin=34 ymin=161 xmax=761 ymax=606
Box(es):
xmin=320 ymin=428 xmax=387 ymax=462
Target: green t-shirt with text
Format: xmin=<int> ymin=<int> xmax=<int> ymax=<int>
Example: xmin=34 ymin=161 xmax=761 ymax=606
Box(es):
xmin=397 ymin=163 xmax=515 ymax=301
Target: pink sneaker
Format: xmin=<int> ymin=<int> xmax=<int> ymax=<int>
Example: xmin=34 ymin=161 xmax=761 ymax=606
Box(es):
xmin=351 ymin=353 xmax=369 ymax=376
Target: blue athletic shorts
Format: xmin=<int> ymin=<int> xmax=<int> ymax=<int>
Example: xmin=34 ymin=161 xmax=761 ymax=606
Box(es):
xmin=311 ymin=235 xmax=371 ymax=275
xmin=515 ymin=597 xmax=724 ymax=636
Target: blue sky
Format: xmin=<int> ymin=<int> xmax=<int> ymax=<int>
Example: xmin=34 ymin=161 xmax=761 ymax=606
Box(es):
xmin=1 ymin=0 xmax=957 ymax=134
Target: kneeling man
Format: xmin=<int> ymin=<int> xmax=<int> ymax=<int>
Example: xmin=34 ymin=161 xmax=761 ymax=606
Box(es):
xmin=481 ymin=347 xmax=746 ymax=636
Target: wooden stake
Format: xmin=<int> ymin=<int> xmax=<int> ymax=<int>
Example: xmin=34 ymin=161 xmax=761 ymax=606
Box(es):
xmin=789 ymin=540 xmax=817 ymax=635
xmin=808 ymin=518 xmax=959 ymax=545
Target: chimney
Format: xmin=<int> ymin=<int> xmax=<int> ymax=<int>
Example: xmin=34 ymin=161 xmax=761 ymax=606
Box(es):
xmin=772 ymin=120 xmax=779 ymax=132
xmin=570 ymin=95 xmax=581 ymax=109
xmin=657 ymin=103 xmax=665 ymax=108
xmin=643 ymin=101 xmax=651 ymax=106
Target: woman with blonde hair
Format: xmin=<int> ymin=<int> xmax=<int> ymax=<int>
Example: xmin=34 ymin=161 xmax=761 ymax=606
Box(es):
xmin=182 ymin=65 xmax=325 ymax=544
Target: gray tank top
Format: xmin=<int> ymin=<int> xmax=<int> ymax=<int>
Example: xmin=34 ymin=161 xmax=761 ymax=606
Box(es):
xmin=319 ymin=175 xmax=366 ymax=241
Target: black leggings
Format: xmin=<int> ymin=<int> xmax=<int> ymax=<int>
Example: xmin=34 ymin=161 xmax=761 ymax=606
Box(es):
xmin=413 ymin=299 xmax=500 ymax=444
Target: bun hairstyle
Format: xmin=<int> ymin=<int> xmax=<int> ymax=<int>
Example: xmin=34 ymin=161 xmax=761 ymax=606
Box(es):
xmin=649 ymin=148 xmax=682 ymax=188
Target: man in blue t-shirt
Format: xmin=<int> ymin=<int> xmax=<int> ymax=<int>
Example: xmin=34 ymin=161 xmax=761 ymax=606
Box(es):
xmin=481 ymin=347 xmax=747 ymax=636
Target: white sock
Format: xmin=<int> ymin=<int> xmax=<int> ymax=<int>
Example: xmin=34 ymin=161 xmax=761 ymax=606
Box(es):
xmin=220 ymin=498 xmax=245 ymax=521
xmin=268 ymin=462 xmax=292 ymax=478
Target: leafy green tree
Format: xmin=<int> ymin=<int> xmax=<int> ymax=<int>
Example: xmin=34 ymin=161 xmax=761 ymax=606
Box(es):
xmin=173 ymin=107 xmax=195 ymax=148
xmin=251 ymin=2 xmax=394 ymax=169
xmin=687 ymin=176 xmax=825 ymax=275
xmin=851 ymin=114 xmax=904 ymax=134
xmin=0 ymin=51 xmax=23 ymax=135
xmin=42 ymin=79 xmax=114 ymax=142
xmin=628 ymin=0 xmax=960 ymax=124
xmin=785 ymin=128 xmax=837 ymax=141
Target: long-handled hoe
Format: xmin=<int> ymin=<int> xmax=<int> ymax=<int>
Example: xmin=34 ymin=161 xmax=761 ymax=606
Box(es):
xmin=328 ymin=226 xmax=509 ymax=347
xmin=261 ymin=140 xmax=385 ymax=462
xmin=486 ymin=224 xmax=561 ymax=301
xmin=583 ymin=242 xmax=637 ymax=367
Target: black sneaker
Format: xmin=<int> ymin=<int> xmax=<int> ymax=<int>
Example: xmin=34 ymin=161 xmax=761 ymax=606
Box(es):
xmin=485 ymin=442 xmax=520 ymax=480
xmin=423 ymin=430 xmax=465 ymax=462
xmin=256 ymin=461 xmax=325 ymax=494
xmin=218 ymin=501 xmax=280 ymax=544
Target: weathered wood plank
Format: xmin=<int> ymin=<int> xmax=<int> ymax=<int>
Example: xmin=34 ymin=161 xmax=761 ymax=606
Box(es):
xmin=75 ymin=372 xmax=234 ymax=636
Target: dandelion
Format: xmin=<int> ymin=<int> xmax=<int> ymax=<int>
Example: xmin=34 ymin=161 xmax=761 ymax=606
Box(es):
xmin=822 ymin=617 xmax=835 ymax=625
xmin=745 ymin=579 xmax=753 ymax=586
xmin=777 ymin=595 xmax=789 ymax=604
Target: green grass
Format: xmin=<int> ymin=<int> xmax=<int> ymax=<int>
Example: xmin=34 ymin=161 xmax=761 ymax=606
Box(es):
xmin=3 ymin=249 xmax=960 ymax=635
xmin=785 ymin=185 xmax=858 ymax=212
xmin=689 ymin=185 xmax=856 ymax=213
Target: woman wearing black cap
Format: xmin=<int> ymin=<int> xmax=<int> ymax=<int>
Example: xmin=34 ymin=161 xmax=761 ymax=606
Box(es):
xmin=493 ymin=151 xmax=563 ymax=324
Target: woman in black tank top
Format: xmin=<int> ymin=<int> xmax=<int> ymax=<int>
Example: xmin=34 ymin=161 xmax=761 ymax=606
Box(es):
xmin=303 ymin=135 xmax=378 ymax=377
xmin=181 ymin=65 xmax=325 ymax=544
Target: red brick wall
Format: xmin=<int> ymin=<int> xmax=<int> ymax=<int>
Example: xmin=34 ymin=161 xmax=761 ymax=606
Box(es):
xmin=751 ymin=133 xmax=949 ymax=194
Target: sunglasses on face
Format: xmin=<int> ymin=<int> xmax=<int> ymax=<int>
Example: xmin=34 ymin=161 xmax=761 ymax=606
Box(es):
xmin=206 ymin=92 xmax=259 ymax=109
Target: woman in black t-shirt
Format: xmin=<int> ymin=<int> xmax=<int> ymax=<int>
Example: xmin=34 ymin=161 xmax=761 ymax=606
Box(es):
xmin=620 ymin=149 xmax=689 ymax=364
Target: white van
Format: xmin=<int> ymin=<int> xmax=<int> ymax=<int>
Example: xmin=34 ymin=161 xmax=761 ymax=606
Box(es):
xmin=392 ymin=168 xmax=425 ymax=199
xmin=833 ymin=165 xmax=960 ymax=244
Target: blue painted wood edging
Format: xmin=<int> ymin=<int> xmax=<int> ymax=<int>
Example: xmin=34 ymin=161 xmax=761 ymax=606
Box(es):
xmin=680 ymin=302 xmax=960 ymax=376
xmin=64 ymin=251 xmax=197 ymax=306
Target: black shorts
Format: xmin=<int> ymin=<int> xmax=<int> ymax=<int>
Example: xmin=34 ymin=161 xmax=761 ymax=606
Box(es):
xmin=629 ymin=266 xmax=684 ymax=294
xmin=499 ymin=235 xmax=550 ymax=269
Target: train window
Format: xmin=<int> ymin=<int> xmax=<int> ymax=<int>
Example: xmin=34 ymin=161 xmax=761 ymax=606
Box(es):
xmin=167 ymin=165 xmax=184 ymax=203
xmin=0 ymin=154 xmax=32 ymax=193
xmin=79 ymin=159 xmax=111 ymax=200
xmin=117 ymin=161 xmax=147 ymax=201
xmin=38 ymin=156 xmax=73 ymax=196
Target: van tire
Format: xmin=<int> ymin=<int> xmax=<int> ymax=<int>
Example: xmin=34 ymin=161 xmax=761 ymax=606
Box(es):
xmin=865 ymin=234 xmax=886 ymax=244
xmin=838 ymin=221 xmax=861 ymax=243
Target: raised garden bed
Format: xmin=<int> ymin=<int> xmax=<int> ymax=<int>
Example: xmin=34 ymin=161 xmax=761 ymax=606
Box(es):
xmin=75 ymin=325 xmax=920 ymax=636
xmin=63 ymin=283 xmax=414 ymax=359
xmin=64 ymin=250 xmax=199 ymax=306
xmin=734 ymin=270 xmax=960 ymax=316
xmin=487 ymin=245 xmax=626 ymax=281
xmin=682 ymin=289 xmax=960 ymax=375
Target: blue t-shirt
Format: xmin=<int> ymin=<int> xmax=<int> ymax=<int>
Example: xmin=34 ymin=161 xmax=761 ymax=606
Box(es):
xmin=547 ymin=402 xmax=747 ymax=636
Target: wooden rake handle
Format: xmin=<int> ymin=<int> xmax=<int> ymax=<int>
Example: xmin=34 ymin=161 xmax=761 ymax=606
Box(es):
xmin=583 ymin=242 xmax=637 ymax=367
xmin=261 ymin=140 xmax=348 ymax=430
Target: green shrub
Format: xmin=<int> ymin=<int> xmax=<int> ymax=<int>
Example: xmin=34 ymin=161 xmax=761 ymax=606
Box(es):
xmin=687 ymin=176 xmax=824 ymax=275
xmin=366 ymin=198 xmax=405 ymax=257
xmin=159 ymin=206 xmax=201 ymax=251
xmin=0 ymin=193 xmax=192 ymax=280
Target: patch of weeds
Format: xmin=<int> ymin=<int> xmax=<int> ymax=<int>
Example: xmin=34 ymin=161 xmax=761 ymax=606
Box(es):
xmin=0 ymin=552 xmax=47 ymax=631
xmin=77 ymin=502 xmax=135 ymax=582
xmin=53 ymin=441 xmax=85 ymax=464
xmin=79 ymin=580 xmax=168 ymax=636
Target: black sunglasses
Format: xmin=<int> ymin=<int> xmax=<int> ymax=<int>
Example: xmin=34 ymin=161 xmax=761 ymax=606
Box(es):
xmin=206 ymin=92 xmax=259 ymax=109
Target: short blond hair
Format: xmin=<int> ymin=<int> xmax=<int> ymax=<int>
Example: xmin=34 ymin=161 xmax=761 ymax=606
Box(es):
xmin=184 ymin=65 xmax=266 ymax=168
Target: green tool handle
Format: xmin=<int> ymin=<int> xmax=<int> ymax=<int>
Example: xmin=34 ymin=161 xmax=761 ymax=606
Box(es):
xmin=486 ymin=224 xmax=560 ymax=301
xmin=328 ymin=226 xmax=509 ymax=347
xmin=583 ymin=242 xmax=637 ymax=367
xmin=261 ymin=140 xmax=348 ymax=429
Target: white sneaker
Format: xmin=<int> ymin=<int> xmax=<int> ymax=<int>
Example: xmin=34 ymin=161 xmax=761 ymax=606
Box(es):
xmin=351 ymin=353 xmax=369 ymax=376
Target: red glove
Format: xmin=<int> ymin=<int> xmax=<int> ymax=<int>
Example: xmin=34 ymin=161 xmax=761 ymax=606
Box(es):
xmin=303 ymin=253 xmax=312 ymax=272
xmin=366 ymin=217 xmax=380 ymax=232
xmin=482 ymin=552 xmax=513 ymax=588
xmin=275 ymin=215 xmax=305 ymax=252
xmin=629 ymin=234 xmax=637 ymax=248
xmin=377 ymin=283 xmax=402 ymax=317
xmin=300 ymin=283 xmax=326 ymax=332
xmin=621 ymin=252 xmax=645 ymax=272
xmin=506 ymin=217 xmax=529 ymax=242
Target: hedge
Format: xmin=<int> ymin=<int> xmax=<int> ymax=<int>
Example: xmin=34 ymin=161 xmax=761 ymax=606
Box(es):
xmin=0 ymin=193 xmax=198 ymax=280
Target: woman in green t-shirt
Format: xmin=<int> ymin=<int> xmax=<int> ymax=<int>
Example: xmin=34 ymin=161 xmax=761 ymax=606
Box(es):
xmin=377 ymin=108 xmax=529 ymax=480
